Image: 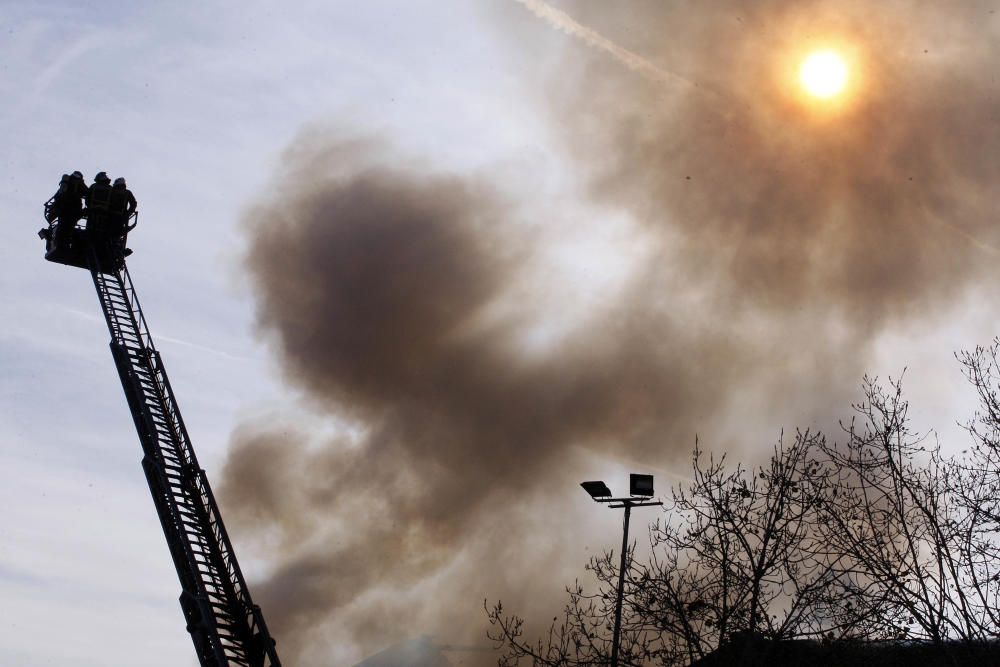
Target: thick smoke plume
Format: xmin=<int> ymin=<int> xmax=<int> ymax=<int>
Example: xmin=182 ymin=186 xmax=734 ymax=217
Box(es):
xmin=222 ymin=2 xmax=1000 ymax=664
xmin=223 ymin=132 xmax=782 ymax=664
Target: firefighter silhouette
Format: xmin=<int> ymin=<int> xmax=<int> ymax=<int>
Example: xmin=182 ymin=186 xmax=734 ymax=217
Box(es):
xmin=49 ymin=171 xmax=88 ymax=252
xmin=108 ymin=177 xmax=138 ymax=257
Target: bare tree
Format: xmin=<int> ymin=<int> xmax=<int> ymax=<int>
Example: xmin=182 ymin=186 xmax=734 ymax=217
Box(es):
xmin=486 ymin=569 xmax=659 ymax=666
xmin=488 ymin=362 xmax=1000 ymax=665
xmin=487 ymin=431 xmax=844 ymax=666
xmin=950 ymin=340 xmax=1000 ymax=633
xmin=633 ymin=431 xmax=856 ymax=663
xmin=815 ymin=377 xmax=965 ymax=641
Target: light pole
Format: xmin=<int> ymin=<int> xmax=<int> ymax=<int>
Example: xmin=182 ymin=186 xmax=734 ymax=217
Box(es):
xmin=581 ymin=474 xmax=662 ymax=667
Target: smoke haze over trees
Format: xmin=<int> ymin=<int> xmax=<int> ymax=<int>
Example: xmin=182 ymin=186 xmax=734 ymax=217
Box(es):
xmin=218 ymin=1 xmax=1000 ymax=664
xmin=489 ymin=342 xmax=1000 ymax=664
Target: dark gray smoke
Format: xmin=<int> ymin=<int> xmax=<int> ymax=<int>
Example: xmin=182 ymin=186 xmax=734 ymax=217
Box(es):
xmin=220 ymin=2 xmax=1000 ymax=663
xmin=222 ymin=130 xmax=777 ymax=664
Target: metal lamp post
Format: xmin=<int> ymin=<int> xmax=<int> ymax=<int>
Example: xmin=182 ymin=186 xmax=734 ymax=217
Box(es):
xmin=581 ymin=474 xmax=662 ymax=667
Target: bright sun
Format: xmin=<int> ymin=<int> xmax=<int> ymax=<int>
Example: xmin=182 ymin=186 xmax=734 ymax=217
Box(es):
xmin=799 ymin=50 xmax=848 ymax=99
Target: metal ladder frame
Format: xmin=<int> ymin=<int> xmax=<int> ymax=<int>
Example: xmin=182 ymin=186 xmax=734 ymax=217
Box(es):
xmin=87 ymin=247 xmax=281 ymax=667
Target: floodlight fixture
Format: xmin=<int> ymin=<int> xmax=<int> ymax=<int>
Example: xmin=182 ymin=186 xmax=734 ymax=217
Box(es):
xmin=630 ymin=473 xmax=654 ymax=497
xmin=580 ymin=480 xmax=612 ymax=499
xmin=579 ymin=474 xmax=662 ymax=667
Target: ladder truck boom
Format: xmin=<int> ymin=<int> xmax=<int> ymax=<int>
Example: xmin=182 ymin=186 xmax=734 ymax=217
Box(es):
xmin=40 ymin=203 xmax=282 ymax=666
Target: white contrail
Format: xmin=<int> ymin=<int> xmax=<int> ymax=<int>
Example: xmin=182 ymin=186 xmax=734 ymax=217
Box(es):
xmin=921 ymin=206 xmax=1000 ymax=258
xmin=25 ymin=31 xmax=106 ymax=109
xmin=64 ymin=307 xmax=256 ymax=362
xmin=154 ymin=332 xmax=257 ymax=363
xmin=513 ymin=0 xmax=696 ymax=90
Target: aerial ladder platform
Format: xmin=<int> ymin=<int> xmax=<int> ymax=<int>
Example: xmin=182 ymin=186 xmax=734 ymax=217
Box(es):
xmin=40 ymin=203 xmax=282 ymax=667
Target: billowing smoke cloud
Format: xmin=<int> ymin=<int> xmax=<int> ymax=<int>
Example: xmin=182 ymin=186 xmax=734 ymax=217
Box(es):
xmin=221 ymin=2 xmax=1000 ymax=664
xmin=222 ymin=131 xmax=779 ymax=664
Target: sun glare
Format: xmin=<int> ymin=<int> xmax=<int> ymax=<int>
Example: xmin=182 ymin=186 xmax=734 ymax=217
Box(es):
xmin=799 ymin=50 xmax=848 ymax=99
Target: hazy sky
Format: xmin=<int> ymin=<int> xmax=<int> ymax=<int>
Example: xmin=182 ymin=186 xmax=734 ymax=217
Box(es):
xmin=3 ymin=2 xmax=1000 ymax=666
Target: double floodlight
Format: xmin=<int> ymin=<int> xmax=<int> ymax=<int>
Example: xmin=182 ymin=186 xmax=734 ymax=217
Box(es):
xmin=580 ymin=474 xmax=655 ymax=501
xmin=580 ymin=472 xmax=661 ymax=667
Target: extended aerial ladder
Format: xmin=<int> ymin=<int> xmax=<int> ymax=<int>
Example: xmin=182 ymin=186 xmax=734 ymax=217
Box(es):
xmin=40 ymin=203 xmax=282 ymax=666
